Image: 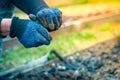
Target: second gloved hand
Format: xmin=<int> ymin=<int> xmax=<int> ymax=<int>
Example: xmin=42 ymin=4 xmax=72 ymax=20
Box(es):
xmin=10 ymin=17 xmax=52 ymax=48
xmin=36 ymin=8 xmax=62 ymax=32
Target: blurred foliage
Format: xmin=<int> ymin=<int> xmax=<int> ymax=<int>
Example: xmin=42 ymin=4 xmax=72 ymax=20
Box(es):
xmin=100 ymin=23 xmax=112 ymax=32
xmin=45 ymin=0 xmax=120 ymax=7
xmin=1 ymin=31 xmax=96 ymax=70
xmin=1 ymin=0 xmax=120 ymax=71
xmin=48 ymin=53 xmax=56 ymax=60
xmin=72 ymin=0 xmax=89 ymax=4
xmin=90 ymin=0 xmax=120 ymax=3
xmin=84 ymin=23 xmax=92 ymax=29
xmin=2 ymin=21 xmax=120 ymax=71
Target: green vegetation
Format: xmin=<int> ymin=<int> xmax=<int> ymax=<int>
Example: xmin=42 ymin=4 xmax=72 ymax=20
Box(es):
xmin=72 ymin=0 xmax=120 ymax=3
xmin=72 ymin=0 xmax=89 ymax=4
xmin=48 ymin=53 xmax=56 ymax=60
xmin=84 ymin=23 xmax=92 ymax=29
xmin=2 ymin=21 xmax=120 ymax=71
xmin=47 ymin=0 xmax=120 ymax=8
xmin=1 ymin=31 xmax=96 ymax=71
xmin=100 ymin=23 xmax=112 ymax=32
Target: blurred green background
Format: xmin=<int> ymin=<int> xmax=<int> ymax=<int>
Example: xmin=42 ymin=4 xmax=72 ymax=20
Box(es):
xmin=1 ymin=0 xmax=120 ymax=71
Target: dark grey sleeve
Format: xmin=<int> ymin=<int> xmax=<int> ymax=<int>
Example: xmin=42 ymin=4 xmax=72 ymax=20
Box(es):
xmin=0 ymin=17 xmax=3 ymax=38
xmin=9 ymin=0 xmax=49 ymax=15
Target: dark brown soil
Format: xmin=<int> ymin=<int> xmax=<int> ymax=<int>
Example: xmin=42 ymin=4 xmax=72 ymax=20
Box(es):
xmin=1 ymin=38 xmax=120 ymax=80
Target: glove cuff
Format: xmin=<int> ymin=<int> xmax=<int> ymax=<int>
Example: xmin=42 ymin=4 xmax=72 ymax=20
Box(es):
xmin=10 ymin=16 xmax=18 ymax=38
xmin=35 ymin=2 xmax=49 ymax=15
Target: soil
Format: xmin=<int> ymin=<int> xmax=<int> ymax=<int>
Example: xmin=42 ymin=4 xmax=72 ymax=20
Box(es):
xmin=2 ymin=38 xmax=120 ymax=80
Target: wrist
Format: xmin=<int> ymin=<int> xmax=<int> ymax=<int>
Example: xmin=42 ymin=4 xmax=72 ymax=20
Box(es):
xmin=1 ymin=19 xmax=12 ymax=37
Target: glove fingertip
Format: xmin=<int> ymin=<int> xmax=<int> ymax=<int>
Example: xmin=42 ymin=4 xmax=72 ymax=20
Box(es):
xmin=48 ymin=35 xmax=52 ymax=41
xmin=45 ymin=40 xmax=51 ymax=45
xmin=43 ymin=35 xmax=52 ymax=45
xmin=23 ymin=44 xmax=31 ymax=48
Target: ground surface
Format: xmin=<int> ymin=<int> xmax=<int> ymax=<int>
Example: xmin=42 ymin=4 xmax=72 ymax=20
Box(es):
xmin=2 ymin=38 xmax=120 ymax=80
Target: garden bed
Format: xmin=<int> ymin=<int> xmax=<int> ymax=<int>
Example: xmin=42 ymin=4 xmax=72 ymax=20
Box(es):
xmin=1 ymin=37 xmax=120 ymax=80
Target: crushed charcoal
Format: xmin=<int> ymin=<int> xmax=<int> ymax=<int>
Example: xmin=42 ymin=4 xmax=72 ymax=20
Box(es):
xmin=1 ymin=39 xmax=120 ymax=80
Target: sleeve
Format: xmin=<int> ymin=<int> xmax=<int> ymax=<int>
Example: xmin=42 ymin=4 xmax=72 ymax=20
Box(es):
xmin=0 ymin=17 xmax=2 ymax=24
xmin=0 ymin=17 xmax=3 ymax=38
xmin=9 ymin=0 xmax=49 ymax=15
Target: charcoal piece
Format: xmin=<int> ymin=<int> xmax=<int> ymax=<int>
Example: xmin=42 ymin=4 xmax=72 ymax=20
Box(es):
xmin=112 ymin=49 xmax=119 ymax=54
xmin=113 ymin=42 xmax=120 ymax=48
xmin=53 ymin=70 xmax=71 ymax=78
xmin=83 ymin=57 xmax=104 ymax=72
xmin=57 ymin=66 xmax=67 ymax=71
xmin=108 ymin=68 xmax=117 ymax=75
xmin=75 ymin=58 xmax=83 ymax=63
xmin=100 ymin=52 xmax=108 ymax=57
xmin=48 ymin=67 xmax=57 ymax=73
xmin=112 ymin=57 xmax=119 ymax=63
xmin=63 ymin=60 xmax=79 ymax=70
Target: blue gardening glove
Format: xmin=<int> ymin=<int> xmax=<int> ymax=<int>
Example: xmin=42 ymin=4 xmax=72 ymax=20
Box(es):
xmin=10 ymin=17 xmax=52 ymax=48
xmin=36 ymin=8 xmax=62 ymax=32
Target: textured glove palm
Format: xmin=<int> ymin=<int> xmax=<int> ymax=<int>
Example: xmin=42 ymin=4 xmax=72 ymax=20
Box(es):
xmin=36 ymin=8 xmax=62 ymax=32
xmin=10 ymin=17 xmax=52 ymax=48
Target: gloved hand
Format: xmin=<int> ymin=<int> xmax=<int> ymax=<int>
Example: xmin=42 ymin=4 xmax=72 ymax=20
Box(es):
xmin=10 ymin=17 xmax=52 ymax=48
xmin=36 ymin=8 xmax=62 ymax=32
